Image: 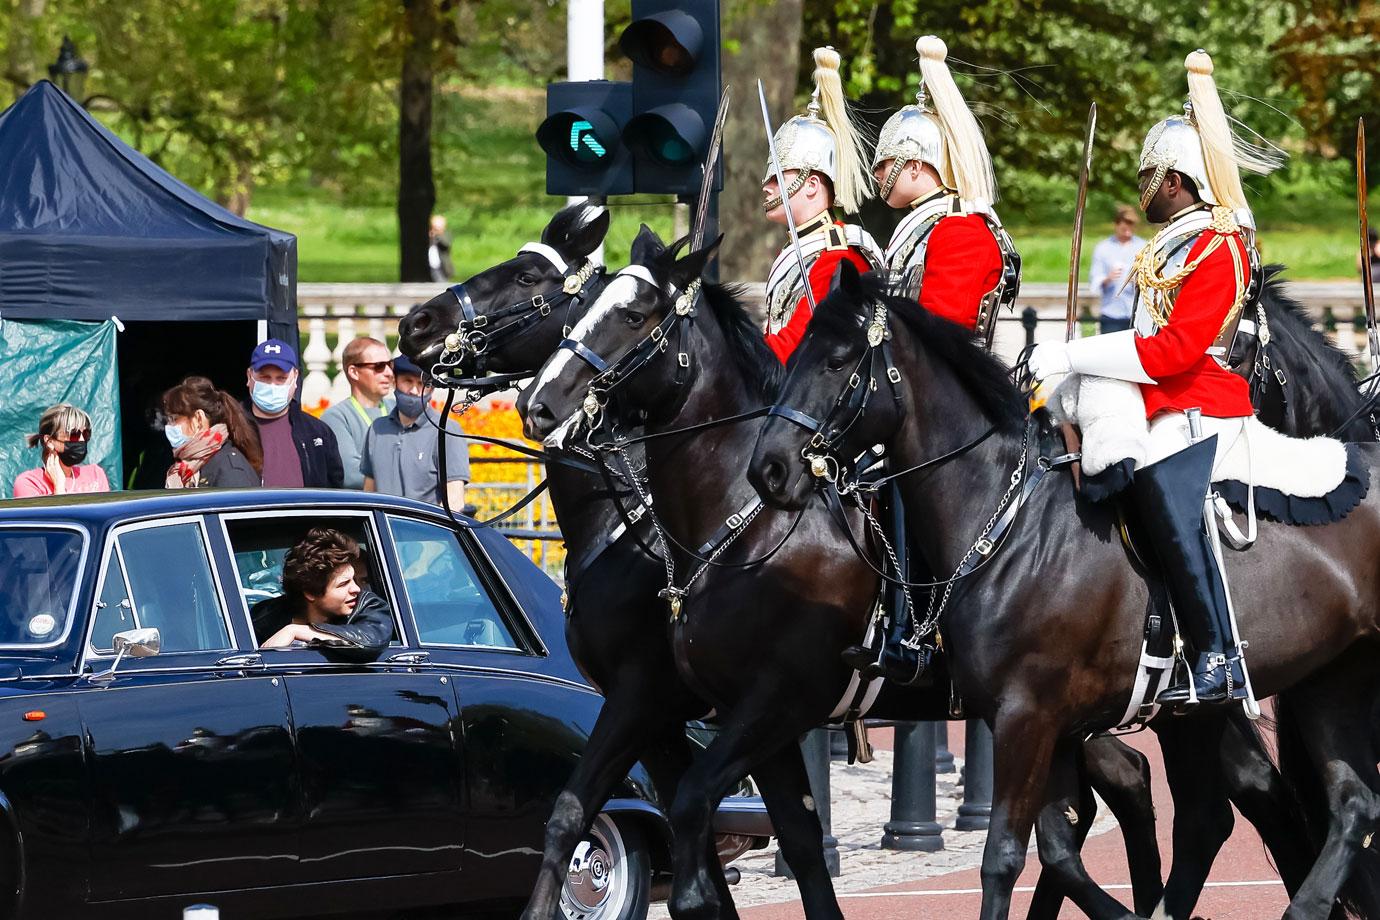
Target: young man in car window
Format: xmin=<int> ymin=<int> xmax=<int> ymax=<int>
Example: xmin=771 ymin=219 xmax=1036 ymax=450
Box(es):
xmin=255 ymin=528 xmax=393 ymax=661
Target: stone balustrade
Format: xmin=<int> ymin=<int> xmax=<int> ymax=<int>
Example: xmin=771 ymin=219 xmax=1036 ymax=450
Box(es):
xmin=295 ymin=279 xmax=1373 ymax=409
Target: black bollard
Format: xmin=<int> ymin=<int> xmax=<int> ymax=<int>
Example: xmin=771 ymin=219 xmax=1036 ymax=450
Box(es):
xmin=934 ymin=721 xmax=956 ymax=774
xmin=955 ymin=719 xmax=994 ymax=831
xmin=1022 ymin=305 xmax=1038 ymax=349
xmin=775 ymin=728 xmax=840 ymax=877
xmin=882 ymin=721 xmax=944 ymax=851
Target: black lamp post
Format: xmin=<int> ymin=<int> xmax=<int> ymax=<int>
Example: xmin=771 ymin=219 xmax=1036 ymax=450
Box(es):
xmin=48 ymin=36 xmax=89 ymax=102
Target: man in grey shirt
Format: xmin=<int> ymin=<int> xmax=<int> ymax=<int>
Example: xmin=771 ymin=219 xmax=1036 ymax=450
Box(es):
xmin=1088 ymin=204 xmax=1146 ymax=334
xmin=322 ymin=337 xmax=395 ymax=489
xmin=361 ymin=355 xmax=469 ymax=508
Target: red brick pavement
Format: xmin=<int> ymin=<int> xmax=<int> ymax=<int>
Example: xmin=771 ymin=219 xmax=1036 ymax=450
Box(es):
xmin=740 ymin=726 xmax=1290 ymax=919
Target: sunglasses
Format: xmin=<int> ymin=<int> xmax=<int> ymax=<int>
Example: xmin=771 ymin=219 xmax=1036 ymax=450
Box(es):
xmin=351 ymin=361 xmax=394 ymax=373
xmin=54 ymin=428 xmax=91 ymax=442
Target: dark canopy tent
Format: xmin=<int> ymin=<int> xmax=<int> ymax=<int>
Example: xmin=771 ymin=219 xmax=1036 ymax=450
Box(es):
xmin=0 ymin=81 xmax=298 ymax=488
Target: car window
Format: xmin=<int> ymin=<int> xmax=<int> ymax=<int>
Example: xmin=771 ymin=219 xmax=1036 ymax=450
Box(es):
xmin=222 ymin=516 xmax=399 ymax=647
xmin=0 ymin=528 xmax=84 ymax=645
xmin=388 ymin=516 xmax=519 ymax=651
xmin=90 ymin=522 xmax=231 ymax=655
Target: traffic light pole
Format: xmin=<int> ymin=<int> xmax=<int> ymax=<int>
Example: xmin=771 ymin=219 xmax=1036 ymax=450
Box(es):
xmin=567 ymin=0 xmax=605 ymax=264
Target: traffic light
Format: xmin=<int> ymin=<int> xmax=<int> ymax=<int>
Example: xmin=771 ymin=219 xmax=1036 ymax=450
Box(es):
xmin=619 ymin=0 xmax=722 ymax=196
xmin=536 ymin=80 xmax=634 ymax=196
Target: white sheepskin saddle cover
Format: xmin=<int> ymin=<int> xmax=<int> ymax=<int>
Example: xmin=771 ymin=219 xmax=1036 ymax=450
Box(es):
xmin=1050 ymin=373 xmax=1348 ymax=496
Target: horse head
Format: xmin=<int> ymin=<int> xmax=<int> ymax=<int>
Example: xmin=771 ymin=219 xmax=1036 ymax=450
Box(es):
xmin=518 ymin=224 xmax=721 ymax=442
xmin=750 ymin=260 xmax=1025 ymax=510
xmin=397 ymin=203 xmax=611 ymax=378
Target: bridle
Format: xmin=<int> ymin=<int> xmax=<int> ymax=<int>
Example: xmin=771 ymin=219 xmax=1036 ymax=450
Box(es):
xmin=765 ymin=301 xmax=906 ymax=485
xmin=556 ymin=264 xmax=702 ymax=429
xmin=431 ymin=240 xmax=604 ymax=383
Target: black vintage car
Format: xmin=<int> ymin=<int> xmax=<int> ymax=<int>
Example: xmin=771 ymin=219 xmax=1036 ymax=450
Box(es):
xmin=0 ymin=489 xmax=769 ymax=919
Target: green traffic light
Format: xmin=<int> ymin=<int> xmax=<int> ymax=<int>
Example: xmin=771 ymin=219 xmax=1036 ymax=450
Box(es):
xmin=567 ymin=119 xmax=608 ymax=163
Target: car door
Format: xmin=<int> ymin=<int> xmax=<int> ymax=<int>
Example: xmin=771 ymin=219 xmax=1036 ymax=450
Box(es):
xmin=221 ymin=509 xmax=466 ymax=883
xmin=77 ymin=516 xmax=299 ymax=902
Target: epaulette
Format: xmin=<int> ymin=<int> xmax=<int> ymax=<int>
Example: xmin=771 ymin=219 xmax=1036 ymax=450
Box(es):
xmin=825 ymin=224 xmax=848 ymax=251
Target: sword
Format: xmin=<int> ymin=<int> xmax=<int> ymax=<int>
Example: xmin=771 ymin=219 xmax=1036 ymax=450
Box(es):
xmin=758 ymin=79 xmax=817 ymax=314
xmin=1065 ymin=102 xmax=1097 ymax=342
xmin=1358 ymin=118 xmax=1378 ymax=374
xmin=690 ymin=85 xmax=731 ymax=250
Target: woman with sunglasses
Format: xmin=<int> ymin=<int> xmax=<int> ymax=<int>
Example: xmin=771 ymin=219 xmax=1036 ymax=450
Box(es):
xmin=160 ymin=376 xmax=263 ymax=489
xmin=13 ymin=404 xmax=111 ymax=497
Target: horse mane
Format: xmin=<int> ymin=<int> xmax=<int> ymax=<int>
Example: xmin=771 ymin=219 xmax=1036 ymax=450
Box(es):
xmin=702 ymin=282 xmax=783 ymax=401
xmin=811 ymin=275 xmax=1026 ymax=432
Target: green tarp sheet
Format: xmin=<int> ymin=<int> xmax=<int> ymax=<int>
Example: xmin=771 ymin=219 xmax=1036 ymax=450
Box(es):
xmin=1 ymin=318 xmax=121 ymax=496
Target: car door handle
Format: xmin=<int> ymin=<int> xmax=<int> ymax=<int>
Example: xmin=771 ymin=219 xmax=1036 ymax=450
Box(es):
xmin=216 ymin=653 xmax=264 ymax=669
xmin=386 ymin=652 xmax=430 ymax=665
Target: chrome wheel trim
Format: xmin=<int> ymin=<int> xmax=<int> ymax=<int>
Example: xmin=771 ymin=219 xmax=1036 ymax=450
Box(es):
xmin=560 ymin=813 xmax=631 ymax=920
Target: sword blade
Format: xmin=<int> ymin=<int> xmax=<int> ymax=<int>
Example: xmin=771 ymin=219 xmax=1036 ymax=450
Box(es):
xmin=1065 ymin=102 xmax=1097 ymax=342
xmin=1358 ymin=118 xmax=1378 ymax=373
xmin=691 ymin=85 xmax=732 ymax=250
xmin=758 ymin=79 xmax=817 ymax=314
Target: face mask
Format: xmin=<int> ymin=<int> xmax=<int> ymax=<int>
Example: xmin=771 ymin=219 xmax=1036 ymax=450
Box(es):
xmin=165 ymin=423 xmax=191 ymax=451
xmin=58 ymin=440 xmax=88 ymax=466
xmin=251 ymin=377 xmax=293 ymax=414
xmin=394 ymin=391 xmax=427 ymax=419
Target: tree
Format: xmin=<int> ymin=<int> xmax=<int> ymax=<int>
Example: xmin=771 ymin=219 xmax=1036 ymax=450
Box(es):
xmin=719 ymin=0 xmax=804 ymax=284
xmin=398 ymin=0 xmax=445 ymax=282
xmin=4 ymin=0 xmax=49 ymax=103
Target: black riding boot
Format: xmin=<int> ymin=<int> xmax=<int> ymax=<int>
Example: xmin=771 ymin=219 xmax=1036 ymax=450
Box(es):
xmin=1129 ymin=435 xmax=1246 ymax=707
xmin=840 ymin=484 xmax=929 ymax=686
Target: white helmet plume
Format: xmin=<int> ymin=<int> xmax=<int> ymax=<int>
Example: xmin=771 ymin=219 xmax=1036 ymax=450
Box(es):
xmin=1183 ymin=49 xmax=1283 ymax=211
xmin=811 ymin=47 xmax=873 ymax=214
xmin=916 ymin=36 xmax=997 ymax=206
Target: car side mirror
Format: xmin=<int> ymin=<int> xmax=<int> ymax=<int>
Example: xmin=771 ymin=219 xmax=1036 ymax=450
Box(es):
xmin=90 ymin=627 xmax=161 ymax=684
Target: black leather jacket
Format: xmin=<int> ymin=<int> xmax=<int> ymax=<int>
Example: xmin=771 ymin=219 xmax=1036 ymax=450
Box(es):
xmin=252 ymin=590 xmax=394 ymax=663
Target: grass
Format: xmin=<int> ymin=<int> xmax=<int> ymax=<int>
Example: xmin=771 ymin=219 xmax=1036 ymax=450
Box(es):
xmin=247 ymin=85 xmax=1365 ymax=284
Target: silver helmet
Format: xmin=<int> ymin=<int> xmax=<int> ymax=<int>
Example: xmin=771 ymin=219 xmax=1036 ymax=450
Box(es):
xmin=1138 ymin=108 xmax=1218 ymax=209
xmin=871 ymin=98 xmax=948 ymax=199
xmin=762 ymin=99 xmax=839 ymax=188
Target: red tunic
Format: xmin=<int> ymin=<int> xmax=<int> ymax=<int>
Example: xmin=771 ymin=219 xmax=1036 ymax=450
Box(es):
xmin=765 ymin=245 xmax=873 ymax=363
xmin=1134 ymin=231 xmax=1253 ymax=419
xmin=917 ymin=214 xmax=1003 ymax=332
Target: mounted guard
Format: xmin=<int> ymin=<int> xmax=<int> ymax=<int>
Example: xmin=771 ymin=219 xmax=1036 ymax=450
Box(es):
xmin=1027 ymin=50 xmax=1286 ymax=708
xmin=872 ymin=36 xmax=1021 ymax=345
xmin=761 ymin=47 xmax=884 ymax=363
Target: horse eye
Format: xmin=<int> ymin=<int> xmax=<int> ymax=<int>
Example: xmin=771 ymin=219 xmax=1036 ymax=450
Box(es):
xmin=624 ymin=311 xmax=646 ymax=327
xmin=826 ymin=353 xmax=849 ymax=372
xmin=517 ymin=273 xmax=538 ymax=286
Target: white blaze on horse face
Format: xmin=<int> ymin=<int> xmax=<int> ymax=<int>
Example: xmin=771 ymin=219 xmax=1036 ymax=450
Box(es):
xmin=529 ymin=273 xmax=642 ymax=406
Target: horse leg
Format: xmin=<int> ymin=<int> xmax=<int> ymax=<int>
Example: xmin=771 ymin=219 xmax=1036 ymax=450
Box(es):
xmin=1215 ymin=708 xmax=1316 ymax=900
xmin=750 ymin=739 xmax=846 ymax=919
xmin=1026 ymin=743 xmax=1096 ymax=920
xmin=519 ymin=694 xmax=684 ymax=920
xmin=1278 ymin=669 xmax=1380 ymax=920
xmin=1032 ymin=738 xmax=1140 ymax=920
xmin=1083 ymin=734 xmax=1163 ymax=916
xmin=1153 ymin=715 xmax=1234 ymax=920
xmin=978 ymin=704 xmax=1061 ymax=920
xmin=668 ymin=703 xmax=842 ymax=920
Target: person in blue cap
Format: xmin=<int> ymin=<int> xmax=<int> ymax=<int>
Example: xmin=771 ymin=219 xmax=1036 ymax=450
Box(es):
xmin=361 ymin=354 xmax=469 ymax=509
xmin=243 ymin=338 xmax=343 ymax=489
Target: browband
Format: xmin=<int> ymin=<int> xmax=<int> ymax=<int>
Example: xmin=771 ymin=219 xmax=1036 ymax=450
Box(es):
xmin=519 ymin=242 xmax=570 ymax=274
xmin=617 ymin=264 xmax=679 ymax=298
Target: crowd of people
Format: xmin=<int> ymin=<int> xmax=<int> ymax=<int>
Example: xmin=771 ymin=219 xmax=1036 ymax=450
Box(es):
xmin=9 ymin=336 xmax=470 ymax=507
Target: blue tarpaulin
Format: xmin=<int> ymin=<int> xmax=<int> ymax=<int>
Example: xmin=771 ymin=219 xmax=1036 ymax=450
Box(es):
xmin=0 ymin=318 xmax=121 ymax=495
xmin=0 ymin=81 xmax=297 ymax=343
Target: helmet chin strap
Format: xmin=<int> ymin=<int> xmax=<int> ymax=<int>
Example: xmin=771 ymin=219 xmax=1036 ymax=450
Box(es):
xmin=1140 ymin=163 xmax=1170 ymax=211
xmin=762 ymin=169 xmax=812 ymax=215
xmin=879 ymin=157 xmax=910 ymax=201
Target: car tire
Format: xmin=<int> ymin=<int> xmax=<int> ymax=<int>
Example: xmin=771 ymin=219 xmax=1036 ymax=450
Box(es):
xmin=559 ymin=813 xmax=650 ymax=920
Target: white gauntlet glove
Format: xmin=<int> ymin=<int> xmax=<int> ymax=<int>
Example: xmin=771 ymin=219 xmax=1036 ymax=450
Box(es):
xmin=1030 ymin=331 xmax=1155 ymax=385
xmin=1027 ymin=342 xmax=1072 ymax=381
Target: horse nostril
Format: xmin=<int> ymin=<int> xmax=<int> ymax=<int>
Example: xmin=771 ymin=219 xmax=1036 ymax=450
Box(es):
xmin=764 ymin=460 xmax=787 ymax=494
xmin=528 ymin=402 xmax=555 ymax=428
xmin=410 ymin=311 xmax=432 ymax=334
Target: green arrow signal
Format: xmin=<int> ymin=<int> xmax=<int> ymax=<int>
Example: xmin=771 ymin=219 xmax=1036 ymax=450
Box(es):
xmin=568 ymin=120 xmax=607 ymax=162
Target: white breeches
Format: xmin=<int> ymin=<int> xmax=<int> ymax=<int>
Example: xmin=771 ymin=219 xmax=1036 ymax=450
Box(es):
xmin=1144 ymin=411 xmax=1249 ymax=471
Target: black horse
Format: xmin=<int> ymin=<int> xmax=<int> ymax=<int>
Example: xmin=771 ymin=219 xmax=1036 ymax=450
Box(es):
xmin=517 ymin=229 xmax=1276 ymax=920
xmin=747 ymin=262 xmax=1380 ymax=919
xmin=399 ymin=205 xmax=847 ymax=919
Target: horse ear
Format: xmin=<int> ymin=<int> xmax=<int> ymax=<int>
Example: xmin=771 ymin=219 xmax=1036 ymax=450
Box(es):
xmin=630 ymin=223 xmax=668 ymax=265
xmin=669 ymin=234 xmax=723 ymax=293
xmin=835 ymin=259 xmax=864 ymax=299
xmin=541 ymin=204 xmax=611 ymax=262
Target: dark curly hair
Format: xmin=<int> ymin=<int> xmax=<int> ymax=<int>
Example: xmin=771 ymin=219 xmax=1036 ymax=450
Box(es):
xmin=282 ymin=528 xmax=360 ymax=604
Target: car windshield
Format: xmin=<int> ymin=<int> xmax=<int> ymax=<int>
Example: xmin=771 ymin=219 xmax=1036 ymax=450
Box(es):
xmin=0 ymin=528 xmax=84 ymax=645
